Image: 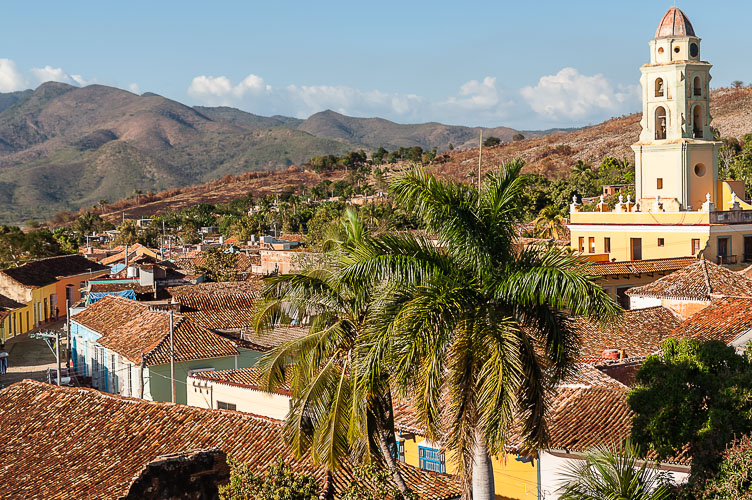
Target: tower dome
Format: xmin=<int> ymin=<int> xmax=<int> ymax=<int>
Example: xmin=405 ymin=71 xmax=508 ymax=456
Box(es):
xmin=655 ymin=7 xmax=696 ymax=38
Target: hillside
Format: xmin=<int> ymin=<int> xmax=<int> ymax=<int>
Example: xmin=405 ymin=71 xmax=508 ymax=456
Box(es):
xmin=0 ymin=84 xmax=531 ymax=224
xmin=296 ymin=109 xmax=536 ymax=151
xmin=99 ymin=87 xmax=752 ymax=222
xmin=430 ymin=87 xmax=752 ymax=182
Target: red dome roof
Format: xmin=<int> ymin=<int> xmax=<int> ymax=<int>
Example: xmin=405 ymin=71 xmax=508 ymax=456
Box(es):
xmin=655 ymin=7 xmax=696 ymax=38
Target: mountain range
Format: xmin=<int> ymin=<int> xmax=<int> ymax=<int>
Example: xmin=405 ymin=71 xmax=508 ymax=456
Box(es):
xmin=0 ymin=82 xmax=540 ymax=224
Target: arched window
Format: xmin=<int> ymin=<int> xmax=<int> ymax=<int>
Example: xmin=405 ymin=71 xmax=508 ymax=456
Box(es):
xmin=655 ymin=106 xmax=667 ymax=140
xmin=693 ymin=76 xmax=702 ymax=97
xmin=655 ymin=78 xmax=665 ymax=97
xmin=693 ymin=105 xmax=703 ymax=138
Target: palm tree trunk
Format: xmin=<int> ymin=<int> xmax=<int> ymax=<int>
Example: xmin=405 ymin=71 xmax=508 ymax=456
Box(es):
xmin=369 ymin=391 xmax=411 ymax=495
xmin=471 ymin=433 xmax=495 ymax=500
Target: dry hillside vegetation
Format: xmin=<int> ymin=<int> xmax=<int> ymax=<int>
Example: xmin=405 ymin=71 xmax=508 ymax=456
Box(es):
xmin=431 ymin=87 xmax=752 ymax=181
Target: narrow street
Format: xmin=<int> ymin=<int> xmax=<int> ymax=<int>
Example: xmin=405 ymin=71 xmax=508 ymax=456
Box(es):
xmin=0 ymin=320 xmax=66 ymax=388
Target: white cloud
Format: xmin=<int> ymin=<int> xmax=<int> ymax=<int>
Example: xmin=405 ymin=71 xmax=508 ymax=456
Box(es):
xmin=30 ymin=65 xmax=98 ymax=87
xmin=521 ymin=67 xmax=639 ymax=122
xmin=185 ymin=68 xmax=640 ymax=128
xmin=30 ymin=65 xmax=71 ymax=84
xmin=0 ymin=59 xmax=27 ymax=92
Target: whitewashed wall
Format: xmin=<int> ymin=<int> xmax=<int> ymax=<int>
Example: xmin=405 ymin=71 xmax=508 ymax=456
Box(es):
xmin=187 ymin=377 xmax=291 ymax=420
xmin=629 ymin=295 xmax=661 ymax=310
xmin=538 ymin=451 xmax=689 ymax=499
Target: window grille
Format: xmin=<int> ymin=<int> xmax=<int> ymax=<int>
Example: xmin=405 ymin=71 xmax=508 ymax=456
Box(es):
xmin=419 ymin=446 xmax=445 ymax=473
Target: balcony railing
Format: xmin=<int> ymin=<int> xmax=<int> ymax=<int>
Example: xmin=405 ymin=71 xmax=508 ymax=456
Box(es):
xmin=717 ymin=255 xmax=737 ymax=265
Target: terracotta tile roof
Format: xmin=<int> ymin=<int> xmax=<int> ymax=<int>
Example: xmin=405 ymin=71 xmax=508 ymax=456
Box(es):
xmin=0 ymin=255 xmax=108 ymax=288
xmin=627 ymin=259 xmax=752 ymax=301
xmin=172 ymin=252 xmax=256 ymax=277
xmin=72 ymin=295 xmax=238 ymax=365
xmin=190 ymin=367 xmax=291 ymax=395
xmin=394 ymin=364 xmax=627 ymax=438
xmin=0 ymin=381 xmax=461 ymax=499
xmin=166 ymin=281 xmax=262 ymax=330
xmin=587 ymin=257 xmax=696 ymax=277
xmin=569 ymin=306 xmax=682 ymax=361
xmin=243 ymin=326 xmax=310 ymax=352
xmin=739 ymin=265 xmax=752 ymax=279
xmin=671 ymin=297 xmax=752 ymax=344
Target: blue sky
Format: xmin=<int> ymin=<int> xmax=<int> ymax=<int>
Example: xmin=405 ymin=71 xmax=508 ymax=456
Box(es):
xmin=1 ymin=0 xmax=749 ymax=129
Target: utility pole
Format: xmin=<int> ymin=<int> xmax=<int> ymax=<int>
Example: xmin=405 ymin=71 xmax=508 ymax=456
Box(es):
xmin=169 ymin=309 xmax=175 ymax=403
xmin=478 ymin=130 xmax=483 ymax=186
xmin=66 ymin=298 xmax=71 ymax=368
xmin=55 ymin=330 xmax=61 ymax=386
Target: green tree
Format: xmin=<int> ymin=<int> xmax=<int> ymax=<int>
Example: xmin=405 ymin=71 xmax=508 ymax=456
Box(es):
xmin=557 ymin=440 xmax=672 ymax=500
xmin=482 ymin=136 xmax=501 ymax=147
xmin=628 ymin=338 xmax=752 ymax=478
xmin=194 ymin=247 xmax=241 ymax=282
xmin=341 ymin=464 xmax=416 ymax=500
xmin=348 ymin=161 xmax=619 ymax=498
xmin=512 ymin=134 xmax=525 ymax=141
xmin=114 ymin=220 xmax=140 ymax=246
xmin=532 ymin=206 xmax=568 ymax=240
xmin=371 ymin=147 xmax=388 ymax=165
xmin=253 ymin=209 xmax=411 ymax=495
xmin=219 ymin=456 xmax=318 ymax=500
xmin=692 ymin=434 xmax=752 ymax=499
xmin=732 ymin=80 xmax=745 ymax=89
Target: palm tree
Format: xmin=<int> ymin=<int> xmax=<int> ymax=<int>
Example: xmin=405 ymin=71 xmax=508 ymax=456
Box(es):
xmin=557 ymin=440 xmax=672 ymax=500
xmin=253 ymin=208 xmax=411 ymax=494
xmin=343 ymin=161 xmax=619 ymax=499
xmin=533 ymin=206 xmax=568 ymax=240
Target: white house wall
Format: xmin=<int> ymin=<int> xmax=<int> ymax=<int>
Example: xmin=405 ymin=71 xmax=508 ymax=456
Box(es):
xmin=629 ymin=295 xmax=662 ymax=310
xmin=187 ymin=377 xmax=291 ymax=420
xmin=538 ymin=451 xmax=689 ymax=499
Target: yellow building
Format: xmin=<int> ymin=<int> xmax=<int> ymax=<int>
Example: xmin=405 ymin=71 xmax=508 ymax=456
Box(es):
xmin=0 ymin=255 xmax=109 ymax=340
xmin=569 ymin=7 xmax=752 ymax=266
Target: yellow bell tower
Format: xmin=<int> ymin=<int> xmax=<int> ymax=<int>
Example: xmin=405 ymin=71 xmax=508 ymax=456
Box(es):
xmin=632 ymin=7 xmax=720 ymax=212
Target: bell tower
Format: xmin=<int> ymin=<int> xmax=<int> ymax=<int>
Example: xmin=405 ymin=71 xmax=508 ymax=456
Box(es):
xmin=632 ymin=7 xmax=720 ymax=212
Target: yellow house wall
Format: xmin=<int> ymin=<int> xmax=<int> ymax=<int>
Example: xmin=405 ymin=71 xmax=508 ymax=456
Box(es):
xmin=401 ymin=436 xmax=538 ymax=499
xmin=569 ymin=226 xmax=709 ymax=262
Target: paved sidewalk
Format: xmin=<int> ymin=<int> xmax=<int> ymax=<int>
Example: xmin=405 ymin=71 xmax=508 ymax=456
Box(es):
xmin=0 ymin=320 xmax=66 ymax=388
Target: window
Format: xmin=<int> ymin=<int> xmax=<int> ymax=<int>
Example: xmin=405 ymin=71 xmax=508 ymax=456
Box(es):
xmin=657 ymin=178 xmax=663 ymax=189
xmin=604 ymin=237 xmax=611 ymax=253
xmin=588 ymin=237 xmax=595 ymax=254
xmin=578 ymin=237 xmax=585 ymax=253
xmin=217 ymin=401 xmax=237 ymax=411
xmin=419 ymin=446 xmax=445 ymax=473
xmin=397 ymin=440 xmax=406 ymax=462
xmin=694 ymin=163 xmax=706 ymax=177
xmin=690 ymin=43 xmax=699 ymax=58
xmin=674 ymin=46 xmax=680 ymax=53
xmin=744 ymin=236 xmax=752 ymax=263
xmin=630 ymin=238 xmax=642 ymax=261
xmin=654 ymin=77 xmax=664 ymax=97
xmin=655 ymin=106 xmax=667 ymax=140
xmin=693 ymin=76 xmax=702 ymax=96
xmin=658 ymin=238 xmax=665 ymax=247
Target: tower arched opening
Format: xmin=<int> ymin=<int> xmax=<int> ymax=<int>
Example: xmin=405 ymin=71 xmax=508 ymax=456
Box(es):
xmin=655 ymin=106 xmax=667 ymax=140
xmin=692 ymin=105 xmax=703 ymax=138
xmin=655 ymin=78 xmax=665 ymax=97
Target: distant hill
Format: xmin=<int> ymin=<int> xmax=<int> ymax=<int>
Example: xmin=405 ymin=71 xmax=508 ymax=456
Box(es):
xmin=0 ymin=83 xmax=536 ymax=224
xmin=89 ymin=87 xmax=752 ymax=224
xmin=296 ymin=109 xmax=531 ymax=151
